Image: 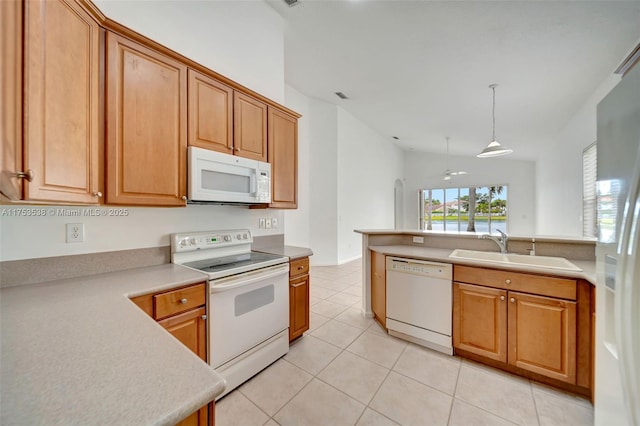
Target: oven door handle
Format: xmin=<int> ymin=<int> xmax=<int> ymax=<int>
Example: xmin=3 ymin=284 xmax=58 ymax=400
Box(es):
xmin=210 ymin=264 xmax=289 ymax=293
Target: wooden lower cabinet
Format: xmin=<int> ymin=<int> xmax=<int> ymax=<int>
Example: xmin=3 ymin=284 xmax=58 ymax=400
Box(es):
xmin=453 ymin=266 xmax=580 ymax=387
xmin=371 ymin=251 xmax=386 ymax=329
xmin=131 ymin=283 xmax=214 ymax=425
xmin=289 ymin=257 xmax=310 ymax=342
xmin=453 ymin=283 xmax=507 ymax=362
xmin=508 ymin=291 xmax=576 ymax=383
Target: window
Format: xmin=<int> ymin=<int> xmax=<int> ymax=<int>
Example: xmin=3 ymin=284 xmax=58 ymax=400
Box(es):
xmin=420 ymin=185 xmax=508 ymax=233
xmin=583 ymin=142 xmax=597 ymax=237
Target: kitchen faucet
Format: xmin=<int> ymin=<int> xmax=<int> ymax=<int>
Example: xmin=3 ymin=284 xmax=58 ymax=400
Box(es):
xmin=479 ymin=229 xmax=509 ymax=253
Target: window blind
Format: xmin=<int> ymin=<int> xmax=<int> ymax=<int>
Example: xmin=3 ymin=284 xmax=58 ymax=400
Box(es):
xmin=583 ymin=142 xmax=597 ymax=237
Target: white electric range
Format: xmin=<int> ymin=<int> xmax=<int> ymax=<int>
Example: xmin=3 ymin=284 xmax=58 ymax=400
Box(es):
xmin=171 ymin=229 xmax=289 ymax=399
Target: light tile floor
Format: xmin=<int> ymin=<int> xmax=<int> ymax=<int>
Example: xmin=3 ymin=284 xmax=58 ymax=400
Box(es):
xmin=216 ymin=260 xmax=594 ymax=426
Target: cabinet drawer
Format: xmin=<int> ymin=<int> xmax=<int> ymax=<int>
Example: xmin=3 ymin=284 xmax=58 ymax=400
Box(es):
xmin=290 ymin=257 xmax=309 ymax=278
xmin=154 ymin=283 xmax=206 ymax=319
xmin=454 ymin=265 xmax=576 ymax=300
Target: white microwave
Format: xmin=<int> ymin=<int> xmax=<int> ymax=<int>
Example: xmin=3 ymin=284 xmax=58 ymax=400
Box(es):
xmin=188 ymin=147 xmax=271 ymax=204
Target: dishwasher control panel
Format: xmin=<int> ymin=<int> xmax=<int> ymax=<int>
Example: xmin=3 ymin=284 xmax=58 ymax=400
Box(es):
xmin=386 ymin=257 xmax=452 ymax=279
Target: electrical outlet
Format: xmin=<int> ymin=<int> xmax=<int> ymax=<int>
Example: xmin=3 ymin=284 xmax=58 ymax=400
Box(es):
xmin=271 ymin=218 xmax=278 ymax=229
xmin=259 ymin=218 xmax=266 ymax=229
xmin=66 ymin=223 xmax=84 ymax=243
xmin=412 ymin=236 xmax=424 ymax=244
xmin=265 ymin=218 xmax=272 ymax=229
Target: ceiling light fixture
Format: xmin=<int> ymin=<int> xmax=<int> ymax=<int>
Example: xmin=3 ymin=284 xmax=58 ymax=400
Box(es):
xmin=477 ymin=84 xmax=513 ymax=158
xmin=443 ymin=136 xmax=468 ymax=181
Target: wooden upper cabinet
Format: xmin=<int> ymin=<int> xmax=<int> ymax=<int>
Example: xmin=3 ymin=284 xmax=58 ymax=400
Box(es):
xmin=233 ymin=92 xmax=267 ymax=162
xmin=106 ymin=31 xmax=187 ymax=206
xmin=508 ymin=291 xmax=577 ymax=383
xmin=453 ymin=283 xmax=508 ymax=363
xmin=188 ymin=70 xmax=233 ymax=154
xmin=268 ymin=107 xmax=298 ymax=209
xmin=22 ymin=0 xmax=102 ymax=203
xmin=0 ymin=0 xmax=23 ymax=200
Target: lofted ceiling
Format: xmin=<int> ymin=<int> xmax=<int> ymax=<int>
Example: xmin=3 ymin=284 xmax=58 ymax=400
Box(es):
xmin=266 ymin=0 xmax=640 ymax=160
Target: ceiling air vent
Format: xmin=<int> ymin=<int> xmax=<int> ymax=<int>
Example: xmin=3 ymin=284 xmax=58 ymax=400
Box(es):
xmin=335 ymin=92 xmax=348 ymax=100
xmin=283 ymin=0 xmax=301 ymax=7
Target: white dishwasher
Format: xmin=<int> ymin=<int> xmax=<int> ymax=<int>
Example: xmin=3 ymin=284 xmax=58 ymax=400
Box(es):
xmin=386 ymin=257 xmax=453 ymax=355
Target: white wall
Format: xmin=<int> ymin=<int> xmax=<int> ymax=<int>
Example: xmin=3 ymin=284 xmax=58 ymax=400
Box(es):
xmin=1 ymin=1 xmax=286 ymax=262
xmin=536 ymin=74 xmax=621 ymax=237
xmin=307 ymin=98 xmax=339 ymax=265
xmin=337 ymin=108 xmax=404 ymax=262
xmin=403 ymin=151 xmax=536 ymax=235
xmin=282 ymin=86 xmax=311 ymax=249
xmin=95 ymin=0 xmax=285 ymax=103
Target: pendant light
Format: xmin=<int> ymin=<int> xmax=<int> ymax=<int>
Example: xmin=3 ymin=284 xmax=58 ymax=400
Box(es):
xmin=477 ymin=84 xmax=513 ymax=158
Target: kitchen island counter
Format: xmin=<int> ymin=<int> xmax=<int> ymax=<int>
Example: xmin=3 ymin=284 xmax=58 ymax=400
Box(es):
xmin=1 ymin=264 xmax=225 ymax=425
xmin=369 ymin=244 xmax=596 ymax=285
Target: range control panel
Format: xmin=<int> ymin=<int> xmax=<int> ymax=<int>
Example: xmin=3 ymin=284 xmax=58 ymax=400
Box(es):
xmin=172 ymin=229 xmax=252 ymax=252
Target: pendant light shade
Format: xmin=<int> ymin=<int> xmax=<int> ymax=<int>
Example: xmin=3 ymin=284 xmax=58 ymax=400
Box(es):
xmin=477 ymin=84 xmax=513 ymax=158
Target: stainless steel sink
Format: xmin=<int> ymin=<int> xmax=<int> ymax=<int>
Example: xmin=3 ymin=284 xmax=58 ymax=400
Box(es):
xmin=448 ymin=249 xmax=582 ymax=271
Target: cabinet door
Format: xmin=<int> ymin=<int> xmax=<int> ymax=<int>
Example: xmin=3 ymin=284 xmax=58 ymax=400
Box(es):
xmin=0 ymin=0 xmax=23 ymax=200
xmin=371 ymin=251 xmax=386 ymax=328
xmin=453 ymin=283 xmax=508 ymax=362
xmin=289 ymin=274 xmax=310 ymax=342
xmin=268 ymin=107 xmax=298 ymax=209
xmin=188 ymin=70 xmax=233 ymax=154
xmin=158 ymin=306 xmax=207 ymax=361
xmin=106 ymin=31 xmax=187 ymax=206
xmin=508 ymin=291 xmax=577 ymax=383
xmin=23 ymin=0 xmax=102 ymax=203
xmin=159 ymin=306 xmax=209 ymax=426
xmin=233 ymin=92 xmax=267 ymax=161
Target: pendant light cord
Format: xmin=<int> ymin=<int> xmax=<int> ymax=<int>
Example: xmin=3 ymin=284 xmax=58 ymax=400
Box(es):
xmin=491 ymin=85 xmax=496 ymax=140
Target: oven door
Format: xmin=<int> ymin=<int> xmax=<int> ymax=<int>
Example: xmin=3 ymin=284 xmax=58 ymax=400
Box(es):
xmin=209 ymin=263 xmax=289 ymax=368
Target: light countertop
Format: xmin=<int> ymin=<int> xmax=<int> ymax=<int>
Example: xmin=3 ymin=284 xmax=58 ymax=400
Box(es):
xmin=369 ymin=245 xmax=596 ymax=285
xmin=0 ymin=264 xmax=226 ymax=425
xmin=255 ymin=245 xmax=313 ymax=260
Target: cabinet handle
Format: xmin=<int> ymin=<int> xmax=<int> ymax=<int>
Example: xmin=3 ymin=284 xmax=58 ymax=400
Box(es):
xmin=291 ymin=282 xmax=306 ymax=288
xmin=298 ymin=266 xmax=304 ymax=270
xmin=500 ymin=296 xmax=505 ymax=301
xmin=505 ymin=279 xmax=511 ymax=285
xmin=510 ymin=297 xmax=515 ymax=303
xmin=93 ymin=191 xmax=103 ymax=198
xmin=16 ymin=169 xmax=34 ymax=182
xmin=235 ymin=148 xmax=241 ymax=152
xmin=201 ymin=315 xmax=207 ymax=320
xmin=180 ymin=298 xmax=188 ymax=304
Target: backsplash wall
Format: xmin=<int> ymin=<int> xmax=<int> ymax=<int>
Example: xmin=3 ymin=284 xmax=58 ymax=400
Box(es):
xmin=0 ymin=204 xmax=283 ymax=262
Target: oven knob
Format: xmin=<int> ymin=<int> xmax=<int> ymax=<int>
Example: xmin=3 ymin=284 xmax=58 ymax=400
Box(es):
xmin=190 ymin=238 xmax=197 ymax=246
xmin=236 ymin=234 xmax=242 ymax=240
xmin=179 ymin=238 xmax=188 ymax=247
xmin=224 ymin=235 xmax=231 ymax=242
xmin=243 ymin=234 xmax=248 ymax=239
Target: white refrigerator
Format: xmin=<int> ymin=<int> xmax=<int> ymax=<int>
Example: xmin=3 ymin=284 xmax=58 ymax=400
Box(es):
xmin=594 ymin=61 xmax=640 ymax=425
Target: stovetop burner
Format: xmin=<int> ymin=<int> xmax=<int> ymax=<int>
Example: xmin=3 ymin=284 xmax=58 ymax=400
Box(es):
xmin=183 ymin=251 xmax=286 ymax=274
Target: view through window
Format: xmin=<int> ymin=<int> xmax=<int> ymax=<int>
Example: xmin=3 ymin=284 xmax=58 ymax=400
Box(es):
xmin=420 ymin=186 xmax=508 ymax=233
